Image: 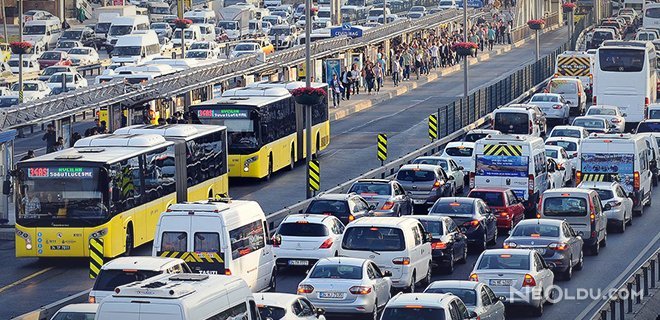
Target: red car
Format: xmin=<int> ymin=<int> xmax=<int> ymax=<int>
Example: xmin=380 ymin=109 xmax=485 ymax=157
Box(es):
xmin=467 ymin=187 xmax=525 ymax=233
xmin=37 ymin=51 xmax=71 ymax=69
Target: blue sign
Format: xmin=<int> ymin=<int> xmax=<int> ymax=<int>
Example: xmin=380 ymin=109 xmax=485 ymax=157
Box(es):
xmin=475 ymin=155 xmax=529 ymax=177
xmin=325 ymin=58 xmax=342 ymax=84
xmin=331 ymin=25 xmax=363 ymax=38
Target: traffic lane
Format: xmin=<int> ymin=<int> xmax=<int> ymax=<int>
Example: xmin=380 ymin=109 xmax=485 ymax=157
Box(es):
xmin=231 ymin=26 xmax=570 ymax=213
xmin=275 ymin=198 xmax=660 ymax=320
xmin=14 ymin=120 xmax=97 ymax=159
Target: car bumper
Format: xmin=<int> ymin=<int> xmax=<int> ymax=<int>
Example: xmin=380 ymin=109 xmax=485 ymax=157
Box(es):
xmin=372 ymin=209 xmax=400 ymax=217
xmin=274 ymin=249 xmax=335 ymax=266
xmin=605 ymin=208 xmax=626 ymax=223
xmin=490 ymin=287 xmax=542 ymax=307
xmin=582 ymin=236 xmax=598 ymax=247
xmin=310 ymin=296 xmax=376 ymax=314
xmin=496 ymin=214 xmax=514 ymax=230
xmin=432 ymin=249 xmax=453 ymax=266
xmin=544 ymin=254 xmax=572 ymax=272
xmin=543 ymin=109 xmax=567 ymax=119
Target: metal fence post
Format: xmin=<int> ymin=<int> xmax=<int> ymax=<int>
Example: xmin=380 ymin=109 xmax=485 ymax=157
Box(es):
xmin=643 ymin=266 xmax=649 ymax=296
xmin=636 ymin=274 xmax=642 ymax=303
xmin=609 ymin=300 xmax=616 ymax=320
xmin=627 ymin=282 xmax=633 ymax=313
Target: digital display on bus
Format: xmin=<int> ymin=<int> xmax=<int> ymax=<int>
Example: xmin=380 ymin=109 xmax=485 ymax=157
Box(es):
xmin=196 ymin=109 xmax=249 ymax=119
xmin=27 ymin=167 xmax=95 ymax=179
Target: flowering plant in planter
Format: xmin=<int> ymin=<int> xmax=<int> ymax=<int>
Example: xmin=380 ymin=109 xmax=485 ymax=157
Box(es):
xmin=10 ymin=41 xmax=33 ymax=54
xmin=292 ymin=86 xmax=327 ymax=105
xmin=173 ymin=18 xmax=193 ymax=29
xmin=527 ymin=19 xmax=546 ymax=30
xmin=452 ymin=41 xmax=478 ymax=56
xmin=562 ymin=2 xmax=577 ymax=13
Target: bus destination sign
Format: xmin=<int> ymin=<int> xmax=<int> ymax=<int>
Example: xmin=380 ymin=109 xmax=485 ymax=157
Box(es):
xmin=196 ymin=109 xmax=249 ymax=119
xmin=28 ymin=167 xmax=95 ymax=179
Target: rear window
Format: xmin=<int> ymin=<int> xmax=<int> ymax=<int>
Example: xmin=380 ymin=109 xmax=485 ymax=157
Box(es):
xmin=306 ymin=200 xmax=349 ymax=216
xmin=464 ymin=133 xmax=489 ymax=142
xmin=430 ymin=201 xmax=474 ymax=215
xmin=550 ymin=129 xmax=581 ymax=138
xmin=599 ymin=49 xmax=645 ymax=72
xmin=543 ymin=197 xmax=588 ymax=216
xmin=468 ymin=191 xmax=504 ymax=207
xmin=93 ymin=269 xmax=161 ymax=291
xmin=636 ymin=122 xmax=660 ymax=133
xmin=161 ymin=231 xmax=187 ymax=251
xmin=546 ymin=140 xmax=577 ymax=151
xmin=587 ymin=108 xmax=617 ymax=116
xmin=381 ymin=307 xmax=446 ymax=320
xmin=342 ymin=227 xmax=405 ymax=251
xmin=349 ymin=182 xmax=391 ymax=196
xmin=194 ymin=232 xmax=220 ymax=252
xmin=591 ymin=189 xmax=614 ymax=200
xmin=592 ymin=31 xmax=614 ymax=40
xmin=530 ymin=95 xmax=559 ymax=102
xmin=418 ymin=220 xmax=444 ymax=237
xmin=444 ymin=146 xmax=473 ymax=157
xmin=548 ymin=80 xmax=577 ymax=94
xmin=647 ymin=7 xmax=660 ymax=18
xmin=412 ymin=158 xmax=448 ymax=170
xmin=648 ymin=110 xmax=660 ymax=119
xmin=494 ymin=112 xmax=529 ymax=134
xmin=309 ymin=264 xmax=363 ymax=279
xmin=423 ymin=288 xmax=477 ymax=306
xmin=396 ymin=169 xmax=436 ymax=182
xmin=511 ymin=224 xmax=560 ymax=237
xmin=259 ymin=306 xmax=286 ymax=320
xmin=278 ymin=222 xmax=329 ymax=236
xmin=477 ymin=254 xmax=530 ymax=270
xmin=573 ymin=118 xmax=605 ymax=129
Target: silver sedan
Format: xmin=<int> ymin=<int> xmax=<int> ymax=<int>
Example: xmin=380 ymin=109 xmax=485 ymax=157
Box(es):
xmin=347 ymin=179 xmax=413 ymax=216
xmin=424 ymin=280 xmax=505 ymax=320
xmin=529 ymin=93 xmax=570 ymax=125
xmin=297 ymin=257 xmax=392 ymax=319
xmin=585 ymin=105 xmax=626 ymax=133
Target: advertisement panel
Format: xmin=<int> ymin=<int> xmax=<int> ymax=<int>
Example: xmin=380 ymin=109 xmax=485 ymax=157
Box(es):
xmin=475 ymin=155 xmax=530 ymax=177
xmin=581 ymin=153 xmax=635 ymax=192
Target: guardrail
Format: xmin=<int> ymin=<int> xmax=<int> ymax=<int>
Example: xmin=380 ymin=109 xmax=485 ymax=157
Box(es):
xmin=591 ymin=248 xmax=660 ymax=320
xmin=11 ymin=289 xmax=90 ymax=320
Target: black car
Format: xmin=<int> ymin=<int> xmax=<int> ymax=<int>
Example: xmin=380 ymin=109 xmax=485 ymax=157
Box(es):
xmin=429 ymin=197 xmax=497 ymax=252
xmin=304 ymin=193 xmax=374 ymax=225
xmin=412 ymin=215 xmax=468 ymax=273
xmin=59 ymin=27 xmax=97 ymax=48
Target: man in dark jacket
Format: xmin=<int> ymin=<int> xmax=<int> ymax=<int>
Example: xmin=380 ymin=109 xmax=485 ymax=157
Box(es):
xmin=42 ymin=124 xmax=57 ymax=153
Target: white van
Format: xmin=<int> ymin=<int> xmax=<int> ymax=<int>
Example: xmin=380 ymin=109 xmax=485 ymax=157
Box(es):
xmin=195 ymin=23 xmax=217 ymax=42
xmin=173 ymin=25 xmax=203 ymax=48
xmin=577 ymin=134 xmax=653 ymax=215
xmin=473 ymin=134 xmax=548 ymax=217
xmin=184 ymin=8 xmax=217 ymax=24
xmin=339 ymin=217 xmax=432 ymax=292
xmin=545 ymin=77 xmax=587 ymax=115
xmin=106 ymin=15 xmax=151 ymax=49
xmin=492 ymin=106 xmax=543 ymax=137
xmin=88 ymin=256 xmax=191 ymax=303
xmin=96 ymin=273 xmax=259 ymax=320
xmin=111 ymin=30 xmax=161 ymax=64
xmin=152 ymin=199 xmax=276 ymax=292
xmin=22 ymin=19 xmax=62 ymax=50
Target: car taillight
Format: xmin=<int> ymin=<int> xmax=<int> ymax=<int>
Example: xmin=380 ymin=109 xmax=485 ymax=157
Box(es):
xmin=431 ymin=241 xmax=447 ymax=250
xmin=645 ymin=97 xmax=650 ymax=106
xmin=392 ymin=257 xmax=411 ymax=265
xmin=469 ymin=172 xmax=475 ymax=189
xmin=593 ymin=96 xmax=597 ymax=104
xmin=349 ymin=286 xmax=372 ymax=295
xmin=528 ymin=174 xmax=534 ymax=194
xmin=381 ymin=201 xmax=395 ymax=210
xmin=523 ymin=274 xmax=537 ymax=287
xmin=298 ymin=284 xmax=314 ymax=294
xmin=225 ymin=269 xmax=232 ymax=275
xmin=576 ymin=171 xmax=582 ymax=185
xmin=552 ymin=104 xmax=563 ymax=109
xmin=319 ymin=238 xmax=333 ymax=249
xmin=590 ymin=212 xmax=596 ymax=222
xmin=431 ymin=179 xmax=444 ymax=190
xmin=548 ymin=242 xmax=569 ymax=251
xmin=469 ymin=273 xmax=479 ymax=282
xmin=634 ymin=171 xmax=640 ymax=190
xmin=272 ymin=235 xmax=281 ymax=247
xmin=503 ymin=241 xmax=517 ymax=248
xmin=463 ymin=220 xmax=480 ymax=228
xmin=348 ymin=214 xmax=355 ymax=222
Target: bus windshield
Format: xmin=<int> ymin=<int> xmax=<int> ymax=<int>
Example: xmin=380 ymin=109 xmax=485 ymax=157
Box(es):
xmin=599 ymin=49 xmax=645 ymax=72
xmin=17 ymin=165 xmax=109 ymax=227
xmin=191 ymin=107 xmax=260 ymax=153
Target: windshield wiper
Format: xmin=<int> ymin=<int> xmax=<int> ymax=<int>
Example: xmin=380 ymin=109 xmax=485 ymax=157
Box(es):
xmin=370 ymin=249 xmax=380 ymax=255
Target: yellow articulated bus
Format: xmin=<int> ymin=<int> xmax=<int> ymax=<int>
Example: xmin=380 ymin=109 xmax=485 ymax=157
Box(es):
xmin=15 ymin=128 xmax=228 ymax=258
xmin=189 ymin=82 xmax=330 ymax=179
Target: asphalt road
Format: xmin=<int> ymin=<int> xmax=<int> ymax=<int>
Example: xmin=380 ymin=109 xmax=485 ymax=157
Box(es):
xmin=4 ymin=26 xmax=657 ymax=320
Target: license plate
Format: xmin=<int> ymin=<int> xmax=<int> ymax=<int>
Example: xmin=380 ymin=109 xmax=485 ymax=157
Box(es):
xmin=288 ymin=260 xmax=309 ymax=266
xmin=50 ymin=245 xmax=70 ymax=250
xmin=490 ymin=279 xmax=512 ymax=286
xmin=319 ymin=292 xmax=344 ymax=299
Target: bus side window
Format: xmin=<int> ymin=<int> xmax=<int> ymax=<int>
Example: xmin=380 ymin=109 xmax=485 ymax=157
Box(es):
xmin=144 ymin=145 xmax=176 ymax=201
xmin=109 ymin=155 xmax=143 ymax=214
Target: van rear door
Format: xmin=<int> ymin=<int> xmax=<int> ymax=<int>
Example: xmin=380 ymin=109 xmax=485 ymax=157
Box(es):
xmin=475 ymin=143 xmax=530 ymax=200
xmin=188 ymin=216 xmax=226 ymax=275
xmin=97 ymin=301 xmax=140 ymax=320
xmin=542 ymin=194 xmax=591 ymax=238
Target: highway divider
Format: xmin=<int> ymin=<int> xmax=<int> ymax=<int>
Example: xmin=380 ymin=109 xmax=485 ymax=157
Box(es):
xmin=11 ymin=289 xmax=90 ymax=320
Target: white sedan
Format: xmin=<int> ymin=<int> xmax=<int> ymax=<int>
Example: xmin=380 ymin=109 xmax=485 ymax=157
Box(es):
xmin=545 ymin=145 xmax=575 ymax=185
xmin=254 ymin=293 xmax=326 ymax=320
xmin=50 ymin=303 xmax=98 ymax=320
xmin=585 ymin=105 xmax=626 ymax=133
xmin=545 ymin=136 xmax=581 ymax=162
xmin=441 ymin=141 xmax=475 ymax=180
xmin=67 ymin=47 xmax=100 ymax=66
xmin=411 ymin=156 xmax=466 ymax=193
xmin=470 ymin=249 xmax=555 ymax=316
xmin=10 ymin=80 xmax=51 ymax=101
xmin=47 ymin=72 xmax=88 ymax=90
xmin=529 ymin=93 xmax=570 ymax=125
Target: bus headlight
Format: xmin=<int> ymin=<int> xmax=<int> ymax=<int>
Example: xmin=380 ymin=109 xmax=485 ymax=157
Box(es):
xmin=243 ymin=156 xmax=259 ymax=171
xmin=16 ymin=230 xmax=32 ymax=249
xmin=89 ymin=228 xmax=108 ymax=239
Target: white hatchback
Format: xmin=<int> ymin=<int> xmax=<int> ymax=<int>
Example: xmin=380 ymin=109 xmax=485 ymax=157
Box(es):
xmin=441 ymin=141 xmax=475 ymax=178
xmin=273 ymin=214 xmax=345 ymax=269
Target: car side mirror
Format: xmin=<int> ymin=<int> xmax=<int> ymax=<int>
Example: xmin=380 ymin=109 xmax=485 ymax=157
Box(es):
xmin=604 ymin=203 xmax=612 ymax=211
xmin=316 ymin=308 xmax=326 ymax=316
xmin=424 ymin=232 xmax=433 ymax=243
xmin=383 ymin=270 xmax=393 ymax=277
xmin=368 ymin=204 xmax=376 ymax=210
xmin=468 ymin=311 xmax=479 ymax=319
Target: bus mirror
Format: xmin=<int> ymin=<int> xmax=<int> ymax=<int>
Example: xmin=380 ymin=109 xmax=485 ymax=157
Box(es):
xmin=2 ymin=179 xmax=10 ymax=195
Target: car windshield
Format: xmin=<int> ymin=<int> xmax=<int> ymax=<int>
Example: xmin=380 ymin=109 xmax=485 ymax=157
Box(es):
xmin=546 ymin=140 xmax=577 ymax=151
xmin=477 ymin=254 xmax=530 ymax=270
xmin=190 ymin=42 xmax=210 ymax=50
xmin=649 ymin=109 xmax=660 ymax=119
xmin=591 ymin=189 xmax=614 ymax=200
xmin=109 ymin=25 xmax=133 ymax=36
xmin=573 ymin=118 xmax=605 ymax=129
xmin=494 ymin=112 xmax=529 ymax=134
xmin=543 ymin=197 xmax=588 ymax=216
xmin=587 ymin=108 xmax=617 ymax=116
xmin=310 ymin=264 xmax=363 ymax=279
xmin=278 ymin=222 xmax=328 ymax=236
xmin=113 ymin=46 xmax=141 ymax=56
xmin=306 ymin=200 xmax=349 ymax=216
xmin=96 ymin=22 xmax=111 ymax=33
xmin=636 ymin=122 xmax=660 ymax=133
xmin=469 ymin=191 xmax=504 ymax=207
xmin=412 ymin=158 xmax=449 ymax=170
xmin=599 ymin=48 xmax=644 ymax=72
xmin=0 ymin=97 xmax=19 ymax=108
xmin=381 ymin=307 xmax=446 ymax=320
xmin=270 ymin=27 xmax=291 ymax=36
xmin=52 ymin=312 xmax=95 ymax=320
xmin=511 ymin=224 xmax=560 ymax=237
xmin=218 ymin=21 xmax=238 ymax=29
xmin=49 ymin=74 xmax=74 ymax=83
xmin=396 ymin=169 xmax=436 ymax=182
xmin=550 ymin=129 xmax=581 ymax=138
xmin=68 ymin=48 xmax=90 ymax=55
xmin=93 ymin=269 xmax=161 ymax=291
xmin=424 ymin=288 xmax=477 ymax=306
xmin=186 ymin=51 xmax=208 ymax=58
xmin=349 ymin=183 xmax=390 ymax=196
xmin=41 ymin=52 xmax=62 ymax=60
xmin=418 ymin=220 xmax=444 ymax=237
xmin=546 ymin=149 xmax=558 ymax=158
xmin=444 ymin=146 xmax=473 ymax=157
xmin=24 ymin=25 xmax=46 ymax=35
xmin=343 ymin=226 xmax=405 ymax=251
xmin=431 ymin=201 xmax=474 ymax=215
xmin=61 ymin=30 xmax=83 ymax=40
xmin=12 ymin=83 xmax=40 ymax=91
xmin=57 ymin=41 xmax=77 ymax=48
xmin=258 ymin=306 xmax=286 ymax=320
xmin=151 ymin=23 xmax=168 ymax=29
xmin=531 ymin=95 xmax=559 ymax=102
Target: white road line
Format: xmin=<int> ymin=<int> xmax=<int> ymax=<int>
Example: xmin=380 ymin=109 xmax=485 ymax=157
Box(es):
xmin=339 ymin=97 xmax=434 ymax=135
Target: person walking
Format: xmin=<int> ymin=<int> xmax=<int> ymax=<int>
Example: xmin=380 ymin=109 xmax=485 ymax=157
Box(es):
xmin=401 ymin=49 xmax=412 ymax=81
xmin=42 ymin=124 xmax=57 ymax=153
xmin=375 ymin=61 xmax=383 ymax=92
xmin=20 ymin=150 xmax=35 ymax=161
xmin=351 ymin=63 xmax=361 ymax=95
xmin=54 ymin=137 xmax=65 ymax=151
xmin=364 ymin=62 xmax=375 ymax=95
xmin=340 ymin=66 xmax=352 ymax=100
xmin=392 ymin=55 xmax=401 ymax=86
xmin=488 ymin=25 xmax=496 ymax=50
xmin=329 ymin=74 xmax=343 ymax=107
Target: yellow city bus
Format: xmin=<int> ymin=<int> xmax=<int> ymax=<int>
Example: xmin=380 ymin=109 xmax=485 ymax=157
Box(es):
xmin=189 ymin=82 xmax=330 ymax=179
xmin=15 ymin=128 xmax=228 ymax=258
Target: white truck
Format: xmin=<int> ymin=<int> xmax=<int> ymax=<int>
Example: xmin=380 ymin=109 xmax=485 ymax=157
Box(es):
xmin=216 ymin=5 xmax=254 ymax=40
xmin=93 ymin=5 xmax=137 ymax=20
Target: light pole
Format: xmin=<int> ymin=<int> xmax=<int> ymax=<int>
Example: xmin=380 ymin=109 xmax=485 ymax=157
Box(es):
xmin=305 ymin=0 xmax=313 ymax=199
xmin=18 ymin=0 xmax=24 ymax=104
xmin=1 ymin=0 xmax=8 ymax=42
xmin=463 ymin=0 xmax=468 ymax=100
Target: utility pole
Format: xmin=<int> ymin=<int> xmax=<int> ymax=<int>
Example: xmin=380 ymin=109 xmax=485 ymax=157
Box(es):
xmin=305 ymin=0 xmax=313 ymax=199
xmin=1 ymin=0 xmax=8 ymax=42
xmin=18 ymin=0 xmax=24 ymax=104
xmin=463 ymin=0 xmax=468 ymax=100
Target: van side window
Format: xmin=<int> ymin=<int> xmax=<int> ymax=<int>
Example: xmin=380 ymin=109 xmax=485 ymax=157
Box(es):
xmin=592 ymin=194 xmax=603 ymax=214
xmin=229 ymin=220 xmax=265 ymax=259
xmin=161 ymin=231 xmax=187 ymax=251
xmin=411 ymin=226 xmax=422 ymax=246
xmin=206 ymin=302 xmax=249 ymax=320
xmin=195 ymin=232 xmax=220 ymax=252
xmin=640 ymin=151 xmax=649 ymax=171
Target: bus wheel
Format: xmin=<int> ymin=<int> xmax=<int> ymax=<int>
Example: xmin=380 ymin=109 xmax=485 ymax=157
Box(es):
xmin=124 ymin=225 xmax=134 ymax=256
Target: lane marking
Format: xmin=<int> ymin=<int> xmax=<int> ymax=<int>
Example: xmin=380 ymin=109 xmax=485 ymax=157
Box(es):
xmin=339 ymin=97 xmax=434 ymax=135
xmin=0 ymin=267 xmax=55 ymax=295
xmin=575 ymin=231 xmax=660 ymax=319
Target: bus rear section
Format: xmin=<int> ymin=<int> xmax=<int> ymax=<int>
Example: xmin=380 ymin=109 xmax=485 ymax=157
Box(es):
xmin=593 ymin=43 xmax=656 ymax=127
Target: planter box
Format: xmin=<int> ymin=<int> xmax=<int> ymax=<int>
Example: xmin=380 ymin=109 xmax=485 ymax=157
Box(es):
xmin=455 ymin=47 xmax=476 ymax=56
xmin=175 ymin=22 xmax=191 ymax=29
xmin=295 ymin=94 xmax=324 ymax=105
xmin=528 ymin=23 xmax=545 ymax=30
xmin=10 ymin=46 xmax=32 ymax=55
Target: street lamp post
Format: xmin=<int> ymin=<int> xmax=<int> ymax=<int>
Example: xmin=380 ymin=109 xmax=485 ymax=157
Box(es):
xmin=305 ymin=0 xmax=313 ymax=199
xmin=463 ymin=0 xmax=468 ymax=100
xmin=18 ymin=0 xmax=24 ymax=104
xmin=1 ymin=0 xmax=8 ymax=42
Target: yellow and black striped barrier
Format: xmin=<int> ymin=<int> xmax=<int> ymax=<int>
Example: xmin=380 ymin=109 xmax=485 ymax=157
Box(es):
xmin=556 ymin=56 xmax=591 ymax=76
xmin=377 ymin=134 xmax=387 ymax=161
xmin=309 ymin=159 xmax=320 ymax=191
xmin=158 ymin=251 xmax=224 ymax=264
xmin=581 ymin=173 xmax=616 ymax=182
xmin=89 ymin=238 xmax=104 ymax=279
xmin=429 ymin=114 xmax=438 ymax=140
xmin=483 ymin=144 xmax=523 ymax=156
